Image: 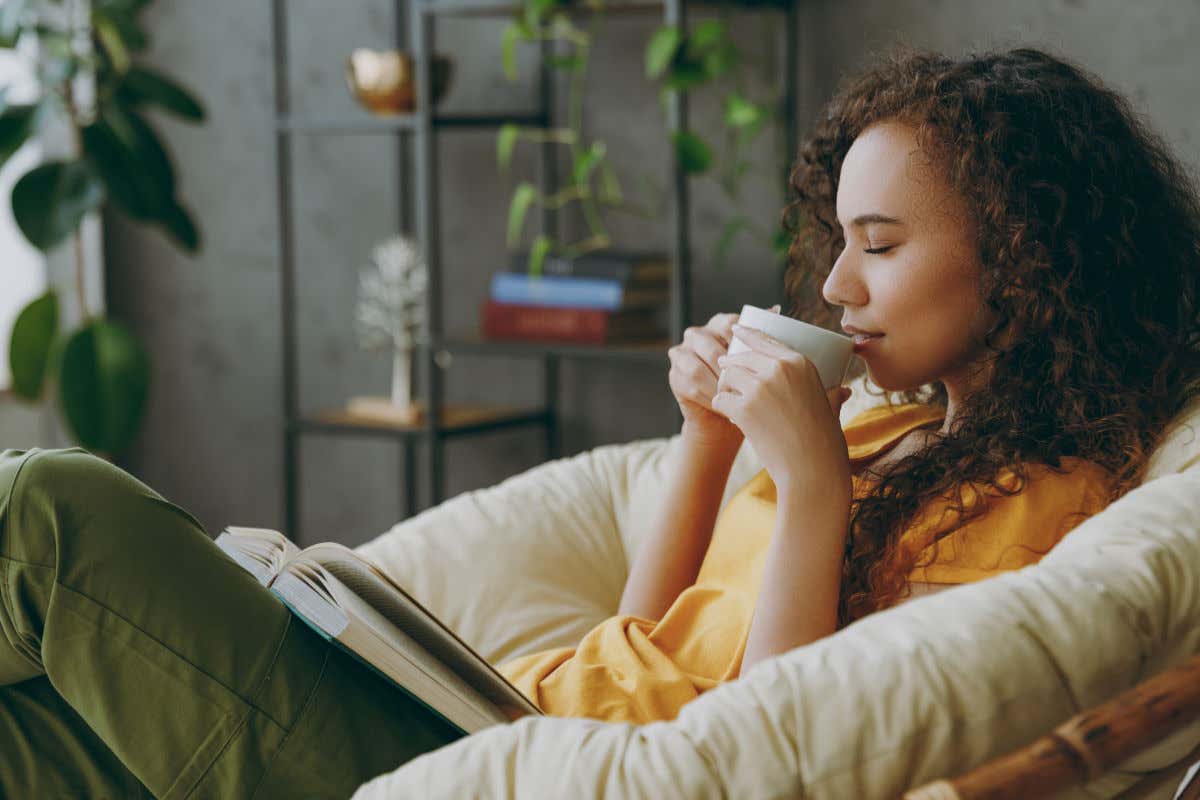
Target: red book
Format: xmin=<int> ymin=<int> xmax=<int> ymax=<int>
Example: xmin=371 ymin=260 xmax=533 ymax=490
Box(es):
xmin=481 ymin=300 xmax=666 ymax=345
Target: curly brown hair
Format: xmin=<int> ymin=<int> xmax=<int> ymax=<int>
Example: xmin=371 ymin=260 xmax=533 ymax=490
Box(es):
xmin=782 ymin=47 xmax=1200 ymax=625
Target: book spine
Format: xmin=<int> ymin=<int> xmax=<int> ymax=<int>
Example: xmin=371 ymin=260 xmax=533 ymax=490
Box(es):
xmin=489 ymin=273 xmax=624 ymax=310
xmin=508 ymin=253 xmax=637 ymax=282
xmin=481 ymin=301 xmax=613 ymax=344
xmin=507 ymin=253 xmax=671 ymax=284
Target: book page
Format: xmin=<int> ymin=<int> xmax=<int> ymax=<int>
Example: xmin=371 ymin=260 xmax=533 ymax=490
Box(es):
xmin=215 ymin=527 xmax=301 ymax=585
xmin=292 ymin=543 xmax=540 ymax=717
xmin=274 ymin=566 xmax=503 ymax=733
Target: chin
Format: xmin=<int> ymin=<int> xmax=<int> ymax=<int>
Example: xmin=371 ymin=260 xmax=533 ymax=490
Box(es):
xmin=861 ymin=361 xmax=929 ymax=395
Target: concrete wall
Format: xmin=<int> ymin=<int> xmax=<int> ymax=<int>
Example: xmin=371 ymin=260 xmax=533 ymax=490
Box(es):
xmin=100 ymin=0 xmax=1200 ymax=546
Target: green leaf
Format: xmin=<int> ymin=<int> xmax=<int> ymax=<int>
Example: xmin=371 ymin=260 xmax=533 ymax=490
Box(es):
xmin=528 ymin=234 xmax=551 ymax=278
xmin=571 ymin=141 xmax=605 ymax=185
xmin=702 ymin=44 xmax=736 ymax=80
xmin=57 ymin=319 xmax=150 ymax=456
xmin=161 ymin=202 xmax=200 ymax=252
xmin=0 ymin=104 xmax=37 ymax=170
xmin=8 ymin=291 xmax=59 ymax=401
xmin=506 ymin=183 xmax=537 ymax=247
xmin=724 ymin=93 xmax=765 ymax=129
xmin=672 ymin=131 xmax=712 ymax=175
xmin=713 ymin=217 xmax=747 ymax=271
xmin=12 ymin=161 xmax=105 ymax=251
xmin=597 ymin=160 xmax=623 ymax=205
xmin=497 ymin=123 xmax=519 ymax=172
xmin=501 ymin=23 xmax=521 ymax=82
xmin=663 ymin=61 xmax=709 ymax=91
xmin=117 ymin=66 xmax=206 ymax=121
xmin=645 ymin=26 xmax=682 ymax=80
xmin=689 ymin=20 xmax=725 ymax=52
xmin=81 ymin=107 xmax=175 ymax=222
xmin=93 ymin=13 xmax=130 ymax=74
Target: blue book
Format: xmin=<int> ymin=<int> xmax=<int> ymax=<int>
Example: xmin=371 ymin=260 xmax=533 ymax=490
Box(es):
xmin=490 ymin=272 xmax=669 ymax=310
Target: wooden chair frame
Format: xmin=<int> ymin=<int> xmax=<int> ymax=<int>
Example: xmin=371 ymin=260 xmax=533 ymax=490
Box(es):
xmin=905 ymin=655 xmax=1200 ymax=800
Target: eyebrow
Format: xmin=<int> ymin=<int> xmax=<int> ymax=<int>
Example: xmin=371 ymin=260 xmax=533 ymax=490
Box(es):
xmin=843 ymin=213 xmax=904 ymax=227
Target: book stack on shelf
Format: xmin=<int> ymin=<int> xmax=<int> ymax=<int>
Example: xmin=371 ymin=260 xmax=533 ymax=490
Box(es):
xmin=480 ymin=252 xmax=671 ymax=346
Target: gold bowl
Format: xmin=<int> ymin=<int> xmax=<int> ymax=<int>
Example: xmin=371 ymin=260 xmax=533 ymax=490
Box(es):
xmin=345 ymin=49 xmax=453 ymax=115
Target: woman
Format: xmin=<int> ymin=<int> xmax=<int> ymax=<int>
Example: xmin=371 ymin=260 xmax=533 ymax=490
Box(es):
xmin=498 ymin=46 xmax=1200 ymax=718
xmin=3 ymin=47 xmax=1198 ymax=797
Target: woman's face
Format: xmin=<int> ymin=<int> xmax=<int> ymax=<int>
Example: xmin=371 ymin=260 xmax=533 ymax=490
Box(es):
xmin=822 ymin=121 xmax=995 ymax=395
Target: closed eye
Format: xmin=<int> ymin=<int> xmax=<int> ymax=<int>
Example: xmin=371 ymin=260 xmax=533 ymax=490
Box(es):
xmin=864 ymin=245 xmax=896 ymax=255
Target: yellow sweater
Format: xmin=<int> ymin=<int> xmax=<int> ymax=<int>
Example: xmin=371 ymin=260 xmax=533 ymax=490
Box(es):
xmin=497 ymin=403 xmax=1113 ymax=724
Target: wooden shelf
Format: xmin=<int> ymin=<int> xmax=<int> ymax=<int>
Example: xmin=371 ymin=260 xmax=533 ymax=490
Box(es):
xmin=440 ymin=332 xmax=671 ymax=361
xmin=421 ymin=0 xmax=793 ymax=17
xmin=276 ymin=111 xmax=548 ymax=135
xmin=295 ymin=404 xmax=551 ymax=439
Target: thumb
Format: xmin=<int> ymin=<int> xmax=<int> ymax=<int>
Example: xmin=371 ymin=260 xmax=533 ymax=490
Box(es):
xmin=769 ymin=304 xmax=782 ymax=314
xmin=827 ymin=385 xmax=852 ymax=414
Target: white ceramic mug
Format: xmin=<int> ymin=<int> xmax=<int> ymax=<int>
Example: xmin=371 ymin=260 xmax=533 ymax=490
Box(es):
xmin=726 ymin=304 xmax=854 ymax=389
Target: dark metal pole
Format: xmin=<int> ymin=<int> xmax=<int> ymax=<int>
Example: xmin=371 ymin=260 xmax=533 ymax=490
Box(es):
xmin=271 ymin=0 xmax=300 ymax=541
xmin=665 ymin=0 xmax=690 ymax=429
xmin=394 ymin=0 xmax=416 ymax=519
xmin=412 ymin=0 xmax=446 ymax=506
xmin=539 ymin=33 xmax=561 ymax=459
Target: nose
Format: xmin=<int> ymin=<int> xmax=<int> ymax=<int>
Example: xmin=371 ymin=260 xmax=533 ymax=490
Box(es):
xmin=822 ymin=249 xmax=868 ymax=308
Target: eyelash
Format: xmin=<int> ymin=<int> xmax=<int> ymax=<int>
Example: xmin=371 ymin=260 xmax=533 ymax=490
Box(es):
xmin=863 ymin=245 xmax=895 ymax=255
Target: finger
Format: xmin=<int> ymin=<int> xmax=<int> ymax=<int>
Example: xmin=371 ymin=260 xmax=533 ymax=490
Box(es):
xmin=710 ymin=387 xmax=742 ymax=424
xmin=671 ymin=345 xmax=721 ymax=393
xmin=730 ymin=324 xmax=798 ymax=360
xmin=769 ymin=304 xmax=781 ymax=314
xmin=716 ymin=362 xmax=755 ymax=397
xmin=684 ymin=327 xmax=731 ymax=373
xmin=717 ymin=349 xmax=778 ymax=377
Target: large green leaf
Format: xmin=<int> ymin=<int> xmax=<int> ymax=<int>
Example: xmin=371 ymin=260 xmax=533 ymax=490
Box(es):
xmin=645 ymin=26 xmax=682 ymax=79
xmin=117 ymin=66 xmax=206 ymax=121
xmin=8 ymin=290 xmax=59 ymax=401
xmin=57 ymin=319 xmax=150 ymax=456
xmin=162 ymin=202 xmax=200 ymax=253
xmin=672 ymin=132 xmax=712 ymax=175
xmin=82 ymin=115 xmax=159 ymax=220
xmin=506 ymin=183 xmax=537 ymax=247
xmin=12 ymin=161 xmax=105 ymax=251
xmin=0 ymin=104 xmax=36 ymax=169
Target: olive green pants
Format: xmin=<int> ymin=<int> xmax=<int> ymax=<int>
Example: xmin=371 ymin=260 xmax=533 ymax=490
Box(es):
xmin=0 ymin=448 xmax=464 ymax=799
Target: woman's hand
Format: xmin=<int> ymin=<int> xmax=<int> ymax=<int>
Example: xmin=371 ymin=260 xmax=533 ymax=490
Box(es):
xmin=667 ymin=310 xmax=749 ymax=448
xmin=713 ymin=321 xmax=853 ymax=497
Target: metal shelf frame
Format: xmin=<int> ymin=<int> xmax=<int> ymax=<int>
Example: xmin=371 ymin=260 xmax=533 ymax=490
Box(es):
xmin=270 ymin=0 xmax=797 ymax=542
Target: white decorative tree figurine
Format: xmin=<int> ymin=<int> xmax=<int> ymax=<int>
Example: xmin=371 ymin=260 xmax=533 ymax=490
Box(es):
xmin=351 ymin=235 xmax=428 ymax=424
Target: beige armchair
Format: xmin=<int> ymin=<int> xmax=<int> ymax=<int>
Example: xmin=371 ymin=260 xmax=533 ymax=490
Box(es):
xmin=348 ymin=378 xmax=1200 ymax=799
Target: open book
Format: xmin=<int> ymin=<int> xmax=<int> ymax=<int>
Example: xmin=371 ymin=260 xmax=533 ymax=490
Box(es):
xmin=214 ymin=526 xmax=541 ymax=735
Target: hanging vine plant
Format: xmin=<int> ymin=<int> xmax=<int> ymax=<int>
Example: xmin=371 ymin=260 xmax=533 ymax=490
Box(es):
xmin=646 ymin=12 xmax=792 ymax=270
xmin=1 ymin=0 xmax=205 ymax=458
xmin=494 ymin=0 xmax=793 ymax=275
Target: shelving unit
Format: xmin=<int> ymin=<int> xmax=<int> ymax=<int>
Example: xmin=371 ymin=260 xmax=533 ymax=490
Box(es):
xmin=270 ymin=0 xmax=797 ymax=542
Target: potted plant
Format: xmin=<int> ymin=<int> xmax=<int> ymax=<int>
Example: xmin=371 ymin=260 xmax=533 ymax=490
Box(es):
xmin=496 ymin=0 xmax=791 ymax=274
xmin=1 ymin=0 xmax=205 ymax=459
